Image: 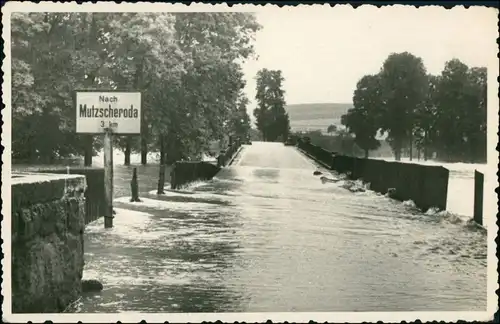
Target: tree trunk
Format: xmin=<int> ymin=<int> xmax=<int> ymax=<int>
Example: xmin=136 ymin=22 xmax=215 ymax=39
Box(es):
xmin=364 ymin=149 xmax=369 ymax=159
xmin=124 ymin=136 xmax=131 ymax=166
xmin=395 ymin=136 xmax=404 ymax=161
xmin=157 ymin=166 xmax=166 ymax=194
xmin=165 ymin=137 xmax=174 ymax=165
xmin=134 ymin=59 xmax=146 ymax=165
xmin=159 ymin=135 xmax=166 ymax=165
xmin=409 ymin=132 xmax=413 ymax=161
xmin=84 ymin=135 xmax=93 ymax=166
xmin=394 ymin=142 xmax=401 ymax=161
xmin=141 ymin=140 xmax=147 ymax=165
xmin=157 ymin=135 xmax=166 ymax=195
xmin=423 ymin=130 xmax=428 ymax=161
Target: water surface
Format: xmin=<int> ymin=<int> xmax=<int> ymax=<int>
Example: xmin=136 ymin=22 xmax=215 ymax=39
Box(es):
xmin=72 ymin=142 xmax=487 ymax=313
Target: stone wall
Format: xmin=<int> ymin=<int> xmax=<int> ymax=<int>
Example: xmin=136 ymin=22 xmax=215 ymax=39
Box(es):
xmin=11 ymin=173 xmax=86 ymax=313
xmin=13 ymin=166 xmax=105 ymax=225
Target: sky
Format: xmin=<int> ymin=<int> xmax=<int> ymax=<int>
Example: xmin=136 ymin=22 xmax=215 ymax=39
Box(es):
xmin=241 ymin=5 xmax=498 ymax=110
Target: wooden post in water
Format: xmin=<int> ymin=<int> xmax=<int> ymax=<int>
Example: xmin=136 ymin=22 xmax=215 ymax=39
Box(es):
xmin=157 ymin=135 xmax=166 ymax=195
xmin=130 ymin=167 xmax=141 ymax=202
xmin=473 ymin=170 xmax=484 ymax=226
xmin=103 ymin=128 xmax=114 ymax=228
xmin=170 ymin=163 xmax=177 ymax=190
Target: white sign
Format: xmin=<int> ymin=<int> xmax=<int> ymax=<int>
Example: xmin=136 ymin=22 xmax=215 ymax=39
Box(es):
xmin=76 ymin=92 xmax=141 ymax=134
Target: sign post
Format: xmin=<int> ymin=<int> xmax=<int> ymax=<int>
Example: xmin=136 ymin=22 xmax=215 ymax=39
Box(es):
xmin=75 ymin=91 xmax=141 ymax=229
xmin=103 ymin=127 xmax=114 ymax=228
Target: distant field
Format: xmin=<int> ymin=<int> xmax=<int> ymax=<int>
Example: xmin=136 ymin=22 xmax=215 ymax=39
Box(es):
xmin=286 ymin=103 xmax=352 ymax=133
xmin=290 ymin=118 xmax=342 ymax=132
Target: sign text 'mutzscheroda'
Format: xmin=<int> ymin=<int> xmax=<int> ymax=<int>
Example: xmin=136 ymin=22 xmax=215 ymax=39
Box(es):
xmin=79 ymin=95 xmax=139 ymax=119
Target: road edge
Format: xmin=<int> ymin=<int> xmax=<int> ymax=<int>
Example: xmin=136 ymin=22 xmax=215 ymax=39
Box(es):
xmin=296 ymin=147 xmax=333 ymax=170
xmin=227 ymin=146 xmax=244 ymax=166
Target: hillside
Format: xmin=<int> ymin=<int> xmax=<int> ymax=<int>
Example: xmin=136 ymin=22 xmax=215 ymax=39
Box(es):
xmin=285 ymin=103 xmax=353 ymax=133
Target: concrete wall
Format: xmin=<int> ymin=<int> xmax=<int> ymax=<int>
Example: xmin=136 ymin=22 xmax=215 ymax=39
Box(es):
xmin=11 ymin=173 xmax=86 ymax=313
xmin=355 ymin=157 xmax=449 ymax=211
xmin=170 ymin=161 xmax=221 ymax=189
xmin=170 ymin=140 xmax=243 ymax=189
xmin=170 ymin=139 xmax=241 ymax=189
xmin=297 ymin=139 xmax=336 ymax=169
xmin=298 ymin=139 xmax=449 ymax=211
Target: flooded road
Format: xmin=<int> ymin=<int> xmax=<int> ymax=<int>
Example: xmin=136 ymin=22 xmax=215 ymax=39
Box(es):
xmin=72 ymin=142 xmax=487 ymax=313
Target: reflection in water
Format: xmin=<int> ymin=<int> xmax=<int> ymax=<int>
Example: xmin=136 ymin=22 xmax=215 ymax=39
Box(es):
xmin=71 ymin=142 xmax=487 ymax=313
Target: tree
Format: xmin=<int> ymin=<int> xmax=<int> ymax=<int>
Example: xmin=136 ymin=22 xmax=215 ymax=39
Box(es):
xmin=343 ymin=54 xmax=487 ymax=163
xmin=413 ymin=74 xmax=440 ymax=161
xmin=431 ymin=59 xmax=487 ymax=162
xmin=253 ymin=68 xmax=290 ymax=142
xmin=11 ymin=13 xmax=117 ymax=164
xmin=171 ymin=13 xmax=259 ymax=149
xmin=464 ymin=66 xmax=487 ymax=162
xmin=378 ymin=52 xmax=429 ymax=160
xmin=326 ymin=124 xmax=337 ymax=135
xmin=229 ymin=92 xmax=252 ymax=141
xmin=341 ymin=74 xmax=382 ymax=158
xmin=106 ymin=13 xmax=183 ymax=165
xmin=11 ymin=12 xmax=260 ymax=172
xmin=153 ymin=13 xmax=260 ymax=193
xmin=336 ymin=128 xmax=360 ymax=156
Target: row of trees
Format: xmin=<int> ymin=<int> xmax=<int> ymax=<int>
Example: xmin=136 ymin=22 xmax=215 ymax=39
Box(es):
xmin=341 ymin=52 xmax=487 ymax=163
xmin=253 ymin=68 xmax=291 ymax=142
xmin=12 ymin=12 xmax=258 ymax=165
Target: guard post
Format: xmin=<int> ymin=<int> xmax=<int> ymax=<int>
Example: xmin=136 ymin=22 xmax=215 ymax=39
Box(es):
xmin=75 ymin=90 xmax=142 ymax=229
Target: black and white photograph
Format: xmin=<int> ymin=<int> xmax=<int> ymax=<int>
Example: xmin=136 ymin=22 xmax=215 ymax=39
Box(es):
xmin=1 ymin=2 xmax=498 ymax=323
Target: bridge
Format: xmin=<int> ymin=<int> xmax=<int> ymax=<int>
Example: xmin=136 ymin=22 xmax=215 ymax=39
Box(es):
xmin=68 ymin=141 xmax=487 ymax=313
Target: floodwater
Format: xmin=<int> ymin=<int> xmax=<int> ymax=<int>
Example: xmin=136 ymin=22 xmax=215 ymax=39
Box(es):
xmin=70 ymin=142 xmax=487 ymax=313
